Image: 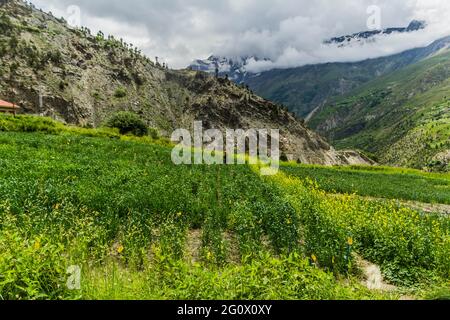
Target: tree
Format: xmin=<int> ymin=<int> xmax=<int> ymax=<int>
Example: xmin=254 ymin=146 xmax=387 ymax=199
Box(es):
xmin=96 ymin=31 xmax=104 ymax=41
xmin=105 ymin=112 xmax=149 ymax=136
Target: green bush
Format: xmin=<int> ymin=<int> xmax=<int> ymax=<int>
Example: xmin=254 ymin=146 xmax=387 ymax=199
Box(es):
xmin=114 ymin=87 xmax=127 ymax=98
xmin=148 ymin=127 xmax=160 ymax=140
xmin=105 ymin=112 xmax=148 ymax=136
xmin=83 ymin=253 xmax=392 ymax=300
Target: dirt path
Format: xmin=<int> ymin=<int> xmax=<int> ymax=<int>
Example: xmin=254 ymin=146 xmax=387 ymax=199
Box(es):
xmin=356 ymin=256 xmax=417 ymax=300
xmin=305 ymin=106 xmax=321 ymax=123
xmin=356 ymin=256 xmax=396 ymax=291
xmin=400 ymin=200 xmax=450 ymax=215
xmin=185 ymin=229 xmax=202 ymax=264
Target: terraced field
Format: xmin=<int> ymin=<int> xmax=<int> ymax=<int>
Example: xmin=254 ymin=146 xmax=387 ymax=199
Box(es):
xmin=0 ymin=115 xmax=448 ymax=300
xmin=281 ymin=164 xmax=450 ymax=205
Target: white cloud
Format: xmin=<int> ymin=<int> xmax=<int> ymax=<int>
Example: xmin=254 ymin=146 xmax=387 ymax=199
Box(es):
xmin=29 ymin=0 xmax=450 ymax=70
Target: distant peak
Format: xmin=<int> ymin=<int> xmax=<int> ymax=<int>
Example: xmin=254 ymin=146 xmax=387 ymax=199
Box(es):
xmin=325 ymin=20 xmax=427 ymax=45
xmin=407 ymin=20 xmax=427 ymax=32
xmin=188 ymin=55 xmax=270 ymax=83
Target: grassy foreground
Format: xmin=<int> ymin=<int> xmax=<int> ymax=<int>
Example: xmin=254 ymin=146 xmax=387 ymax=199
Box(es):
xmin=0 ymin=115 xmax=448 ymax=300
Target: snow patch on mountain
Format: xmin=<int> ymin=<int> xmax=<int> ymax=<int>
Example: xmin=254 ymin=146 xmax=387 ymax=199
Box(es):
xmin=325 ymin=20 xmax=427 ymax=47
xmin=188 ymin=55 xmax=270 ymax=83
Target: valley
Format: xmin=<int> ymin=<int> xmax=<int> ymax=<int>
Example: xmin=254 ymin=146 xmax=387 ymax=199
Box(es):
xmin=311 ymin=49 xmax=450 ymax=170
xmin=200 ymin=36 xmax=450 ymax=171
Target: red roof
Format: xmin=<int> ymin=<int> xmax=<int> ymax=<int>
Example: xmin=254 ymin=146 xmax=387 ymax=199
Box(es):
xmin=0 ymin=99 xmax=19 ymax=109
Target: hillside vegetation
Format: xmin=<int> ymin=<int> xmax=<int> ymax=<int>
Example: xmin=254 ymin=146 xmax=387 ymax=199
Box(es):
xmin=0 ymin=115 xmax=448 ymax=300
xmin=310 ymin=49 xmax=450 ymax=170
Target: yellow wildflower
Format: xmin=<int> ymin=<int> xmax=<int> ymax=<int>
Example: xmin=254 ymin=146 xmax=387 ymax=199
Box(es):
xmin=117 ymin=245 xmax=124 ymax=254
xmin=311 ymin=254 xmax=317 ymax=263
xmin=34 ymin=239 xmax=41 ymax=250
xmin=347 ymin=237 xmax=353 ymax=246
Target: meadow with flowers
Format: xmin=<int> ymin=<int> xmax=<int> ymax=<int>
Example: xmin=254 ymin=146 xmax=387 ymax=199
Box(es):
xmin=0 ymin=115 xmax=448 ymax=300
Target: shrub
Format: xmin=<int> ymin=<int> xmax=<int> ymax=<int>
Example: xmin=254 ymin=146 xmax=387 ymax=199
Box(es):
xmin=0 ymin=13 xmax=14 ymax=36
xmin=148 ymin=127 xmax=160 ymax=140
xmin=114 ymin=87 xmax=127 ymax=98
xmin=105 ymin=112 xmax=148 ymax=136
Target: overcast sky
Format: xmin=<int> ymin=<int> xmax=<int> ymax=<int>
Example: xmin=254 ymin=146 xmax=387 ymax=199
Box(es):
xmin=29 ymin=0 xmax=450 ymax=71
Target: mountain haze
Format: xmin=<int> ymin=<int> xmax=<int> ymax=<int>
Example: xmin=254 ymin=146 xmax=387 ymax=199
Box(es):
xmin=245 ymin=36 xmax=450 ymax=119
xmin=190 ymin=21 xmax=436 ymax=119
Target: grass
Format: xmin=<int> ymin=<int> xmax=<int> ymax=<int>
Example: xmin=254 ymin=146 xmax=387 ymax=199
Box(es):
xmin=264 ymin=170 xmax=449 ymax=287
xmin=0 ymin=114 xmax=120 ymax=138
xmin=281 ymin=163 xmax=450 ymax=204
xmin=0 ymin=115 xmax=448 ymax=300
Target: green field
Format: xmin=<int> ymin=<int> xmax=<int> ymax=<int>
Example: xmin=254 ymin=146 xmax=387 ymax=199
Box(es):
xmin=281 ymin=164 xmax=450 ymax=205
xmin=0 ymin=115 xmax=448 ymax=300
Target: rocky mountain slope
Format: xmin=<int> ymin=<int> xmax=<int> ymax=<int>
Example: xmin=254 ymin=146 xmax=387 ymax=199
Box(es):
xmin=310 ymin=48 xmax=450 ymax=170
xmin=0 ymin=0 xmax=370 ymax=165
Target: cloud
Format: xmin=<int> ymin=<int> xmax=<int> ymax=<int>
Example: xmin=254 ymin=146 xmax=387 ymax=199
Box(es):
xmin=29 ymin=0 xmax=450 ymax=71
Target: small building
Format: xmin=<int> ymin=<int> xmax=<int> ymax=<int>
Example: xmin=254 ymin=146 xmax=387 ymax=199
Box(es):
xmin=0 ymin=99 xmax=20 ymax=116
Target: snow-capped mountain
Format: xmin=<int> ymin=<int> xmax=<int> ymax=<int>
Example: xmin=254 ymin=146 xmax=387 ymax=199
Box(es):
xmin=325 ymin=20 xmax=426 ymax=46
xmin=188 ymin=55 xmax=268 ymax=83
xmin=190 ymin=20 xmax=427 ymax=83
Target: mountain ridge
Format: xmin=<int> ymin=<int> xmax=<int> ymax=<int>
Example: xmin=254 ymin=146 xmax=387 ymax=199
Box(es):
xmin=325 ymin=20 xmax=427 ymax=46
xmin=189 ymin=55 xmax=268 ymax=84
